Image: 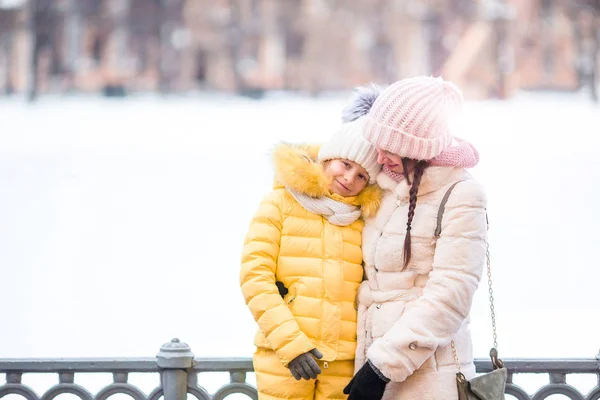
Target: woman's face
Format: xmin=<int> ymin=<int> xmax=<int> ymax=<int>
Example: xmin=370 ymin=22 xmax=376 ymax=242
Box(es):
xmin=376 ymin=147 xmax=404 ymax=174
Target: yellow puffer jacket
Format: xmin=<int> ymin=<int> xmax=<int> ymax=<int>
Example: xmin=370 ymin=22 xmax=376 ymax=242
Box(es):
xmin=240 ymin=143 xmax=381 ymax=367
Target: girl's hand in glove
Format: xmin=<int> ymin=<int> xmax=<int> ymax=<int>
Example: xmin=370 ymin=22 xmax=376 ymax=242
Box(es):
xmin=288 ymin=349 xmax=323 ymax=380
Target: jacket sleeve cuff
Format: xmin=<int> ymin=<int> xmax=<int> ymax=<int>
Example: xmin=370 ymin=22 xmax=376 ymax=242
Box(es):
xmin=368 ymin=359 xmax=391 ymax=383
xmin=367 ymin=338 xmax=417 ymax=383
xmin=274 ymin=333 xmax=315 ymax=367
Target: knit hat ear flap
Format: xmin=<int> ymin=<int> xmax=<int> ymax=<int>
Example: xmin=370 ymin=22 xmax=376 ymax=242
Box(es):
xmin=342 ymin=84 xmax=386 ymax=123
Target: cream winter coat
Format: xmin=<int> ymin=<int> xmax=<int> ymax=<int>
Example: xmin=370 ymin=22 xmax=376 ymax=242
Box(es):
xmin=356 ymin=166 xmax=488 ymax=400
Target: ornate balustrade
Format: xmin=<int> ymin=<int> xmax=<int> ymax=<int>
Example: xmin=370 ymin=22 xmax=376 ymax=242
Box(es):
xmin=1 ymin=339 xmax=599 ymax=400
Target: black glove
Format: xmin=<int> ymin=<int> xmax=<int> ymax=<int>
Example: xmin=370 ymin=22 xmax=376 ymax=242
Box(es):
xmin=288 ymin=349 xmax=323 ymax=380
xmin=343 ymin=360 xmax=388 ymax=400
xmin=275 ymin=281 xmax=288 ymax=297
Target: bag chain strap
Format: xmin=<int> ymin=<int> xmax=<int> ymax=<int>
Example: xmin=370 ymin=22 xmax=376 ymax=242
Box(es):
xmin=437 ymin=182 xmax=503 ymax=375
xmin=453 ymin=240 xmax=503 ymax=381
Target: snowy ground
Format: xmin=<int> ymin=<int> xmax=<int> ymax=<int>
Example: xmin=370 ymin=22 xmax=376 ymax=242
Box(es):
xmin=1 ymin=91 xmax=599 ymax=397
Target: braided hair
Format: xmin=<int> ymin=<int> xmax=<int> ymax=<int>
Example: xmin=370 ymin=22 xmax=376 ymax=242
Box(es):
xmin=403 ymin=160 xmax=428 ymax=268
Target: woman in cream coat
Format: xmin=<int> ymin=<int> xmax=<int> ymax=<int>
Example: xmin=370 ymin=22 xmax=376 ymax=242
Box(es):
xmin=343 ymin=77 xmax=488 ymax=400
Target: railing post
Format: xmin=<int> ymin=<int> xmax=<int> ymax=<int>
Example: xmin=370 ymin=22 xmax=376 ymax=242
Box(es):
xmin=156 ymin=338 xmax=195 ymax=400
xmin=596 ymin=348 xmax=600 ymax=384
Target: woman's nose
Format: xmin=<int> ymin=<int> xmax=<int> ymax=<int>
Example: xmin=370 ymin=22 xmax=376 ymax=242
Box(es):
xmin=377 ymin=151 xmax=387 ymax=164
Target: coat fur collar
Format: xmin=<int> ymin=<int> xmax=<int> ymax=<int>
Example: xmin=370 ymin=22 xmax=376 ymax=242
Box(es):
xmin=272 ymin=142 xmax=382 ymax=218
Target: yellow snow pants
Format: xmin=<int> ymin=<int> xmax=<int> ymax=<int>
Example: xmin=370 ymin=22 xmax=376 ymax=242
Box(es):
xmin=253 ymin=348 xmax=354 ymax=400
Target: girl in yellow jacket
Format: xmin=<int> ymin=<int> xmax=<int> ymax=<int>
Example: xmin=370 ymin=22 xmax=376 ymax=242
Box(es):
xmin=241 ymin=117 xmax=382 ymax=400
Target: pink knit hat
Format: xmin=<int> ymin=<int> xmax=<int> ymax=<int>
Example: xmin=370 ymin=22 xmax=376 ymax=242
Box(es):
xmin=363 ymin=76 xmax=464 ymax=161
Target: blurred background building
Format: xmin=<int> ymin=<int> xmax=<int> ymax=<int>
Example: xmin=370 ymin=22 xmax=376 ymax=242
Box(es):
xmin=0 ymin=0 xmax=598 ymax=101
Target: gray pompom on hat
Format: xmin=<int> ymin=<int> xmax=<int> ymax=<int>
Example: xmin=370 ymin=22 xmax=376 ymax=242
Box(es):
xmin=342 ymin=84 xmax=385 ymax=123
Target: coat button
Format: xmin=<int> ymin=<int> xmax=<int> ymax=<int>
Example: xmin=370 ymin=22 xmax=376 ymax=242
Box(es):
xmin=409 ymin=342 xmax=417 ymax=350
xmin=376 ymin=304 xmax=381 ymax=309
xmin=396 ymin=197 xmax=408 ymax=206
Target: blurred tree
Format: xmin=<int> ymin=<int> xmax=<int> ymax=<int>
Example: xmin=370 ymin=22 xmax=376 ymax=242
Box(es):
xmin=129 ymin=0 xmax=161 ymax=74
xmin=0 ymin=7 xmax=18 ymax=94
xmin=426 ymin=0 xmax=477 ymax=76
xmin=570 ymin=0 xmax=599 ymax=101
xmin=276 ymin=0 xmax=304 ymax=90
xmin=370 ymin=0 xmax=395 ymax=83
xmin=228 ymin=0 xmax=245 ymax=93
xmin=158 ymin=0 xmax=185 ymax=93
xmin=29 ymin=0 xmax=58 ymax=101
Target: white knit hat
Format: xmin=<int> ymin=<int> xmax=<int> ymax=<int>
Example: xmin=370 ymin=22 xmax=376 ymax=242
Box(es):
xmin=318 ymin=117 xmax=381 ymax=184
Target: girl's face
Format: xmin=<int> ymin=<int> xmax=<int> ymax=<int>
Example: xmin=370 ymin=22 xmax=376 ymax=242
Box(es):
xmin=376 ymin=147 xmax=404 ymax=173
xmin=323 ymin=159 xmax=369 ymax=197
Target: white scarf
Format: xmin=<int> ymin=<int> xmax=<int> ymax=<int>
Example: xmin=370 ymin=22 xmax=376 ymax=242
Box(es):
xmin=287 ymin=188 xmax=361 ymax=226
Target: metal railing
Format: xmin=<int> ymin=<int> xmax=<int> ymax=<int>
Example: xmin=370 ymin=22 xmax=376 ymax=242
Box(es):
xmin=1 ymin=339 xmax=599 ymax=400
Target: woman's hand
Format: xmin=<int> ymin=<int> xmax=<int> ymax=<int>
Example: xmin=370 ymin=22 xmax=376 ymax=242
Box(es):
xmin=343 ymin=360 xmax=388 ymax=400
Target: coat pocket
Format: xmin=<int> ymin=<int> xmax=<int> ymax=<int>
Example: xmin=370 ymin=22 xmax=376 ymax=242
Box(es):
xmin=434 ymin=326 xmax=473 ymax=368
xmin=371 ymin=300 xmax=407 ymax=338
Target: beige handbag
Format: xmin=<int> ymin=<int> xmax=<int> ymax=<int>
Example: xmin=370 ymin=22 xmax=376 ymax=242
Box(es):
xmin=435 ymin=181 xmax=507 ymax=400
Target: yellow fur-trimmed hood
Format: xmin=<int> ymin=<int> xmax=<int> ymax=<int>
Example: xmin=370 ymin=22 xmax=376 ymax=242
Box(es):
xmin=271 ymin=142 xmax=382 ymax=218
